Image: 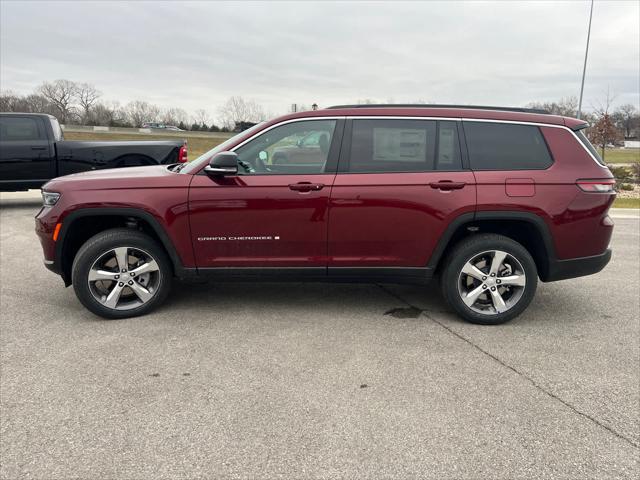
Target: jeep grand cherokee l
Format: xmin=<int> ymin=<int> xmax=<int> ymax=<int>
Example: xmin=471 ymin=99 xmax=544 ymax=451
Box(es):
xmin=35 ymin=105 xmax=615 ymax=324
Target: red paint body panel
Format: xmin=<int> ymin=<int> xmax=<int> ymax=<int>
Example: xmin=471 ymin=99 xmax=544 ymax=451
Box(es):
xmin=35 ymin=166 xmax=195 ymax=266
xmin=188 ymin=173 xmax=335 ymax=266
xmin=328 ymin=172 xmax=476 ymax=266
xmin=505 ymin=178 xmax=535 ymax=197
xmin=474 ymin=126 xmax=614 ymax=260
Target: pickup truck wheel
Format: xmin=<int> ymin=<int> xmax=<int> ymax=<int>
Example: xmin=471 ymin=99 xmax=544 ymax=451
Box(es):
xmin=440 ymin=234 xmax=537 ymax=325
xmin=72 ymin=229 xmax=172 ymax=319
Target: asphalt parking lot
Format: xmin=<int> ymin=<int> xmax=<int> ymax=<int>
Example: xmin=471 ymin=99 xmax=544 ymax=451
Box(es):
xmin=1 ymin=192 xmax=638 ymax=479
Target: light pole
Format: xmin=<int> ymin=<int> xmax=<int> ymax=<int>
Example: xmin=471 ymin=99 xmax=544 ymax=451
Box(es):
xmin=577 ymin=0 xmax=594 ymax=119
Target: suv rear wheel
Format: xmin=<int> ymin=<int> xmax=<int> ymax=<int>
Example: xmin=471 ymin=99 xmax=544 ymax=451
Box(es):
xmin=72 ymin=229 xmax=172 ymax=319
xmin=441 ymin=234 xmax=537 ymax=325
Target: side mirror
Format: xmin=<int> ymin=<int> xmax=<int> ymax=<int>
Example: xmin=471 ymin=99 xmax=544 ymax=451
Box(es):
xmin=204 ymin=151 xmax=238 ymax=176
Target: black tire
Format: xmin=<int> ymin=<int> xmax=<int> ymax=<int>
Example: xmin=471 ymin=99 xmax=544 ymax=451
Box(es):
xmin=440 ymin=234 xmax=538 ymax=325
xmin=72 ymin=228 xmax=172 ymax=319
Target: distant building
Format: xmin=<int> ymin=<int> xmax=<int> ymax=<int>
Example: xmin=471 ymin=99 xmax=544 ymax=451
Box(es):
xmin=623 ymin=140 xmax=640 ymax=149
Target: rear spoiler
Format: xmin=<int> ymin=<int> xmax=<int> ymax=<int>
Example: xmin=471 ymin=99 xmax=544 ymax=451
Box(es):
xmin=572 ymin=122 xmax=590 ymax=132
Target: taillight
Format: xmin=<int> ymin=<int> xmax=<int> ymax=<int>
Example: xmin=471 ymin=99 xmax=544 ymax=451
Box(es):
xmin=576 ymin=179 xmax=616 ymax=193
xmin=178 ymin=143 xmax=188 ymax=163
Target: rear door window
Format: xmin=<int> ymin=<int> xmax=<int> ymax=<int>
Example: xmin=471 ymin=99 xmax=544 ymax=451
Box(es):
xmin=0 ymin=117 xmax=45 ymax=141
xmin=345 ymin=119 xmax=462 ymax=172
xmin=463 ymin=122 xmax=553 ymax=170
xmin=436 ymin=121 xmax=462 ymax=170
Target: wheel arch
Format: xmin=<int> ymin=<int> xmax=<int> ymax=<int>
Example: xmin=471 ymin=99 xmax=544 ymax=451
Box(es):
xmin=56 ymin=208 xmax=185 ymax=286
xmin=428 ymin=211 xmax=557 ymax=281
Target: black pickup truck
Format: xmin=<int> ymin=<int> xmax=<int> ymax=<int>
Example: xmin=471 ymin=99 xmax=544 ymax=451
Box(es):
xmin=0 ymin=113 xmax=187 ymax=191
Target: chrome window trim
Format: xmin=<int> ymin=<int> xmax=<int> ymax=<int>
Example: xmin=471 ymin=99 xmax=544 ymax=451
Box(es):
xmin=229 ymin=117 xmax=343 ymax=152
xmin=227 ymin=115 xmax=606 ymax=169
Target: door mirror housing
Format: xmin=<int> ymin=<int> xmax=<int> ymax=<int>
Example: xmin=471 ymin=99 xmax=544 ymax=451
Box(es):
xmin=204 ymin=151 xmax=238 ymax=176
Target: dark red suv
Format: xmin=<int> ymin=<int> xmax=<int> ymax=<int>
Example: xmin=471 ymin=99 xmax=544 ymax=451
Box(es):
xmin=35 ymin=105 xmax=615 ymax=324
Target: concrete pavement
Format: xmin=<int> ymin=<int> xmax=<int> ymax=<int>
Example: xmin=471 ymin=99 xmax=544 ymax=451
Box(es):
xmin=1 ymin=194 xmax=638 ymax=479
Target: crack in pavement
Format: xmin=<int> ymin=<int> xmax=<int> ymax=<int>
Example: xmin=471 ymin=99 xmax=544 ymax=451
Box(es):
xmin=376 ymin=284 xmax=640 ymax=450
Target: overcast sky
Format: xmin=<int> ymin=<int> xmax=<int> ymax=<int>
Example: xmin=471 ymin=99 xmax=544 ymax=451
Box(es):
xmin=1 ymin=0 xmax=638 ymax=121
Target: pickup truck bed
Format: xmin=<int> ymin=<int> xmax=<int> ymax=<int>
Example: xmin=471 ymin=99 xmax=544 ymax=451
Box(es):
xmin=0 ymin=113 xmax=185 ymax=191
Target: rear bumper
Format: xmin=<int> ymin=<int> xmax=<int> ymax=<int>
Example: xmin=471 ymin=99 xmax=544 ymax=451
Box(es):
xmin=544 ymin=249 xmax=611 ymax=282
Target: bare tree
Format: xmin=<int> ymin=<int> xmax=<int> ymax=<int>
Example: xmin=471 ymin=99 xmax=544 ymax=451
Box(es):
xmin=218 ymin=96 xmax=266 ymax=129
xmin=89 ymin=101 xmax=127 ymax=126
xmin=613 ymin=104 xmax=638 ymax=138
xmin=591 ymin=87 xmax=617 ymax=118
xmin=125 ymin=100 xmax=161 ymax=127
xmin=587 ymin=114 xmax=620 ymax=161
xmin=193 ymin=109 xmax=210 ymax=127
xmin=77 ymin=83 xmax=101 ymax=124
xmin=161 ymin=107 xmax=189 ymax=126
xmin=37 ymin=79 xmax=78 ymax=123
xmin=527 ymin=96 xmax=578 ymax=117
xmin=0 ymin=90 xmax=22 ymax=111
xmin=24 ymin=94 xmax=56 ymax=114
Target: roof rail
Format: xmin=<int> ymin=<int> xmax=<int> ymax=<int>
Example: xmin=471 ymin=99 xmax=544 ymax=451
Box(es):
xmin=325 ymin=104 xmax=551 ymax=115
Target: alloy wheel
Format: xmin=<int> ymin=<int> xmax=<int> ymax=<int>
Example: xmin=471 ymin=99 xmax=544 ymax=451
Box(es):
xmin=87 ymin=246 xmax=161 ymax=311
xmin=457 ymin=250 xmax=527 ymax=315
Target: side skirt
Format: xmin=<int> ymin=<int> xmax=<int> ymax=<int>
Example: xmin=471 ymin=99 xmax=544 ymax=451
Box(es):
xmin=188 ymin=267 xmax=434 ymax=285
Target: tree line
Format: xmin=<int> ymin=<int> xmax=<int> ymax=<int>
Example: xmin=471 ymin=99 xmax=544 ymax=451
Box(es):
xmin=1 ymin=80 xmax=638 ymax=156
xmin=0 ymin=79 xmax=270 ymax=132
xmin=526 ymin=94 xmax=639 ymax=160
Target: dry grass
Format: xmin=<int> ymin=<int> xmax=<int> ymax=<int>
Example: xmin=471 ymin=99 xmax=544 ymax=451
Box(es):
xmin=63 ymin=131 xmax=229 ymax=159
xmin=613 ymin=197 xmax=640 ymax=208
xmin=604 ymin=148 xmax=640 ymax=164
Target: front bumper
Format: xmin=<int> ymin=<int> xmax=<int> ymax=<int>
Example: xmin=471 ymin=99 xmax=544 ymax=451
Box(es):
xmin=544 ymin=249 xmax=612 ymax=282
xmin=35 ymin=206 xmax=62 ymax=275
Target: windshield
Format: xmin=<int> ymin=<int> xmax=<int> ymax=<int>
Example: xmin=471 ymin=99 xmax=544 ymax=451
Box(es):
xmin=181 ymin=123 xmax=265 ymax=174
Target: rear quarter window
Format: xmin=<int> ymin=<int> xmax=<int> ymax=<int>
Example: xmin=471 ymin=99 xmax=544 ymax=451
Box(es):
xmin=464 ymin=122 xmax=553 ymax=170
xmin=575 ymin=129 xmax=605 ymax=166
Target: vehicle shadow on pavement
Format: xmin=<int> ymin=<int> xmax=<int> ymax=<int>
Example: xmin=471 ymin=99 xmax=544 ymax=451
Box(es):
xmin=162 ymin=279 xmax=452 ymax=322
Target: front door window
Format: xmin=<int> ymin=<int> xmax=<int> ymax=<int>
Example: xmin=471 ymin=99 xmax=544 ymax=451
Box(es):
xmin=235 ymin=120 xmax=336 ymax=175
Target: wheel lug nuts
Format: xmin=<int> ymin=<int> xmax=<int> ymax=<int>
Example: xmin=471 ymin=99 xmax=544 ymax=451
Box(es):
xmin=482 ymin=276 xmax=487 ymax=280
xmin=121 ymin=268 xmax=127 ymax=273
xmin=128 ymin=280 xmax=133 ymax=285
xmin=118 ymin=282 xmax=124 ymax=287
xmin=114 ymin=275 xmax=119 ymax=279
xmin=490 ymin=273 xmax=496 ymax=277
xmin=491 ymin=286 xmax=496 ymax=291
xmin=130 ymin=272 xmax=135 ymax=277
xmin=482 ymin=284 xmax=487 ymax=289
xmin=496 ymin=279 xmax=501 ymax=284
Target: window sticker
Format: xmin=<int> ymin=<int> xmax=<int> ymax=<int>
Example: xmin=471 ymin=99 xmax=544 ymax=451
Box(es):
xmin=372 ymin=128 xmax=427 ymax=163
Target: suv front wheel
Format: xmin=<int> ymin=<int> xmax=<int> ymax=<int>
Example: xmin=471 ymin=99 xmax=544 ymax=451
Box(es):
xmin=441 ymin=234 xmax=538 ymax=325
xmin=72 ymin=229 xmax=172 ymax=319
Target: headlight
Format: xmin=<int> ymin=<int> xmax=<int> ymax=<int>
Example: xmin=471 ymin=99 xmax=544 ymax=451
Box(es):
xmin=42 ymin=191 xmax=61 ymax=206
